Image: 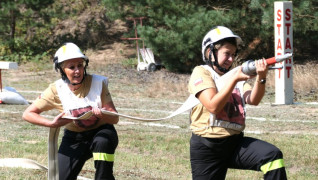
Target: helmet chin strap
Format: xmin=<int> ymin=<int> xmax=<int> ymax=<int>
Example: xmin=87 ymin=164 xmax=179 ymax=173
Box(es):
xmin=208 ymin=47 xmax=231 ymax=74
xmin=60 ymin=68 xmax=87 ymax=86
xmin=70 ymin=76 xmax=86 ymax=86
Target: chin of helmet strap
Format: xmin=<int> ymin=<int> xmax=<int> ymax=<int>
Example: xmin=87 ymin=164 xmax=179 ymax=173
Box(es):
xmin=60 ymin=69 xmax=87 ymax=86
xmin=70 ymin=76 xmax=86 ymax=86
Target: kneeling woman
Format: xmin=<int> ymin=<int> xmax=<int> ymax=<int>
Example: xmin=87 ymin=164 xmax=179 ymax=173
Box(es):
xmin=23 ymin=42 xmax=119 ymax=180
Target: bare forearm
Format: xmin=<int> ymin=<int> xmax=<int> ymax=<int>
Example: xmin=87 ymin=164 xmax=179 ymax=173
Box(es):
xmin=248 ymin=76 xmax=266 ymax=105
xmin=100 ymin=102 xmax=119 ymax=124
xmin=22 ymin=111 xmax=53 ymax=127
xmin=211 ymin=79 xmax=238 ymax=113
xmin=22 ymin=104 xmax=71 ymax=128
xmin=200 ymin=77 xmax=238 ymax=114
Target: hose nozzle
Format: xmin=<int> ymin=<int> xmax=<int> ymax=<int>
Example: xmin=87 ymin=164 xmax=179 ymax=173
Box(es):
xmin=241 ymin=53 xmax=293 ymax=75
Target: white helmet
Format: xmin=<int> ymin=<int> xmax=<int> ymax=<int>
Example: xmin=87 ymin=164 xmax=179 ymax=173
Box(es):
xmin=54 ymin=42 xmax=87 ymax=63
xmin=53 ymin=42 xmax=89 ymax=84
xmin=201 ymin=26 xmax=242 ymax=62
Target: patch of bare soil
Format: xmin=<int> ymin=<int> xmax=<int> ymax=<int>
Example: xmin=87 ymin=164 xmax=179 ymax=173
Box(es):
xmin=86 ymin=42 xmax=136 ymax=64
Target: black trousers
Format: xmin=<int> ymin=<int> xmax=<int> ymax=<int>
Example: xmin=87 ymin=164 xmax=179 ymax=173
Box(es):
xmin=58 ymin=124 xmax=118 ymax=180
xmin=190 ymin=133 xmax=287 ymax=180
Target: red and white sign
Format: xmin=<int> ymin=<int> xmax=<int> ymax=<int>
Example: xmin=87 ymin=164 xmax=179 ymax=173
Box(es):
xmin=274 ymin=1 xmax=293 ymax=104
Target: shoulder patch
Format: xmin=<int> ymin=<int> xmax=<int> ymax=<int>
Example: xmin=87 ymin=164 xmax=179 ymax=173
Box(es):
xmin=194 ymin=78 xmax=203 ymax=86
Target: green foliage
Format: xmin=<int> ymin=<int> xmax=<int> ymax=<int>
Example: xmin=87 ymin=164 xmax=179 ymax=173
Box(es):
xmin=0 ymin=0 xmax=55 ymax=63
xmin=24 ymin=0 xmax=55 ymax=11
xmin=103 ymin=0 xmax=318 ymax=72
xmin=122 ymin=58 xmax=138 ymax=68
xmin=0 ymin=0 xmax=108 ymax=63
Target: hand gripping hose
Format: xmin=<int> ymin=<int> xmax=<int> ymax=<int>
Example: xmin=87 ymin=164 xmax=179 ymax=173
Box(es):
xmin=242 ymin=53 xmax=293 ymax=75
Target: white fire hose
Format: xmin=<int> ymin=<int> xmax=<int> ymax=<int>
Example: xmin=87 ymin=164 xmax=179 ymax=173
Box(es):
xmin=0 ymin=94 xmax=201 ymax=180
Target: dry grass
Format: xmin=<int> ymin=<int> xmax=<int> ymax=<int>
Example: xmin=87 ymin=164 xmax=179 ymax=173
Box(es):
xmin=293 ymin=62 xmax=318 ymax=92
xmin=144 ymin=72 xmax=189 ymax=99
xmin=266 ymin=62 xmax=318 ymax=93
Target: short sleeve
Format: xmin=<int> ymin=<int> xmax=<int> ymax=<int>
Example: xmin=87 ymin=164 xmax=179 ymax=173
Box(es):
xmin=33 ymin=83 xmax=63 ymax=112
xmin=188 ymin=66 xmax=216 ymax=96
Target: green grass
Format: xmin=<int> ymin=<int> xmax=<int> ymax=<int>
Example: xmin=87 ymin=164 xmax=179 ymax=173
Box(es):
xmin=1 ymin=110 xmax=317 ymax=179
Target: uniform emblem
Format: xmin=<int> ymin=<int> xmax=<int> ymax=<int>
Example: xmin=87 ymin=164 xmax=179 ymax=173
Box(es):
xmin=194 ymin=78 xmax=203 ymax=86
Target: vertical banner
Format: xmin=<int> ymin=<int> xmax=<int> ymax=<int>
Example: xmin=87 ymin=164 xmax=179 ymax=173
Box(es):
xmin=274 ymin=1 xmax=293 ymax=104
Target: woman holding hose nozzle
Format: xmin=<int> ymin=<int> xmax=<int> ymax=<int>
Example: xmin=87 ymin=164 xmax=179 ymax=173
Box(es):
xmin=23 ymin=42 xmax=119 ymax=180
xmin=188 ymin=26 xmax=287 ymax=179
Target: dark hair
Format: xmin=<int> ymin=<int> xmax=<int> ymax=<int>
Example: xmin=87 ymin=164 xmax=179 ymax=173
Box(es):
xmin=204 ymin=37 xmax=238 ymax=60
xmin=213 ymin=37 xmax=238 ymax=50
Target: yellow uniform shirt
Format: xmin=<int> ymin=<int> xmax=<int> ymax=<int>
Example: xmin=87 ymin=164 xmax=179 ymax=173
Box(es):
xmin=188 ymin=66 xmax=251 ymax=138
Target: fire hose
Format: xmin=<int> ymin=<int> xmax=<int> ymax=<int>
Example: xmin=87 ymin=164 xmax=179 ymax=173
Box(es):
xmin=0 ymin=53 xmax=292 ymax=180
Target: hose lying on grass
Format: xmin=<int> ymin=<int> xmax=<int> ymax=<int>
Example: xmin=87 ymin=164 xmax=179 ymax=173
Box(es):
xmin=0 ymin=94 xmax=201 ymax=180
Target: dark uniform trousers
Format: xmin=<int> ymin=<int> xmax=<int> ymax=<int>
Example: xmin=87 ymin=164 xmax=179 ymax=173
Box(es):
xmin=58 ymin=124 xmax=118 ymax=180
xmin=190 ymin=133 xmax=287 ymax=180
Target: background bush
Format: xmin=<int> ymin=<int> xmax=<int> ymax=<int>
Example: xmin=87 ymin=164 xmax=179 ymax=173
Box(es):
xmin=102 ymin=0 xmax=318 ymax=72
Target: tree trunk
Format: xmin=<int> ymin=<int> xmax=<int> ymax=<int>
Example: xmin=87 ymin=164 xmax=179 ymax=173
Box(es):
xmin=9 ymin=9 xmax=16 ymax=51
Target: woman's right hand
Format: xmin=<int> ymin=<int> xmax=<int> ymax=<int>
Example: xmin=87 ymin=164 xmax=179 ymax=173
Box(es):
xmin=50 ymin=112 xmax=73 ymax=128
xmin=234 ymin=65 xmax=252 ymax=82
xmin=23 ymin=104 xmax=71 ymax=128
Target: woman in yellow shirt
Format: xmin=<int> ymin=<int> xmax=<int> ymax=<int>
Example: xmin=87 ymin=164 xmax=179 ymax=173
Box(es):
xmin=23 ymin=42 xmax=119 ymax=180
xmin=188 ymin=26 xmax=287 ymax=180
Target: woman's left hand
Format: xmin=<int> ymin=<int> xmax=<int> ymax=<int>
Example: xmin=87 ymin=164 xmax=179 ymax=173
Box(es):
xmin=255 ymin=58 xmax=268 ymax=78
xmin=92 ymin=107 xmax=103 ymax=119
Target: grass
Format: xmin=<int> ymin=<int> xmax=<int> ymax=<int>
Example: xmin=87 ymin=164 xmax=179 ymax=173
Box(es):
xmin=293 ymin=62 xmax=318 ymax=92
xmin=0 ymin=59 xmax=317 ymax=179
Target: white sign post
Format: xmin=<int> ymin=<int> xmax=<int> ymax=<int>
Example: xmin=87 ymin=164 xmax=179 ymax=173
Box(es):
xmin=274 ymin=1 xmax=293 ymax=104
